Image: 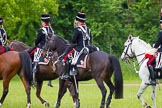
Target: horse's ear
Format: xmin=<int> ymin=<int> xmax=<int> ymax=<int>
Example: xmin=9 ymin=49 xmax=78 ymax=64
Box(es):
xmin=128 ymin=34 xmax=132 ymax=40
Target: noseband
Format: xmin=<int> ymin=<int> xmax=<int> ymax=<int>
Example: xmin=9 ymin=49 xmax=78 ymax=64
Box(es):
xmin=123 ymin=42 xmax=134 ymax=59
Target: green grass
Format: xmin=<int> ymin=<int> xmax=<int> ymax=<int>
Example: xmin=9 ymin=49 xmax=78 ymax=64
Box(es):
xmin=1 ymin=77 xmax=162 ymax=108
xmin=1 ymin=61 xmax=161 ymax=108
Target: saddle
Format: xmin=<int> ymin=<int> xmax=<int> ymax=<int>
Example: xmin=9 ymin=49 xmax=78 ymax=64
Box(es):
xmin=70 ymin=46 xmax=98 ymax=68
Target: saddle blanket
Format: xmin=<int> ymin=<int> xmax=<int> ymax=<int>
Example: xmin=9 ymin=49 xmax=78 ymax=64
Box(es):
xmin=0 ymin=46 xmax=13 ymax=55
xmin=76 ymin=55 xmax=88 ymax=68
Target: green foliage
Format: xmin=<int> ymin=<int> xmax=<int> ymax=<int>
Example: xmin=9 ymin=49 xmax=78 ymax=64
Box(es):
xmin=0 ymin=0 xmax=161 ymax=56
xmin=0 ymin=0 xmax=58 ymax=46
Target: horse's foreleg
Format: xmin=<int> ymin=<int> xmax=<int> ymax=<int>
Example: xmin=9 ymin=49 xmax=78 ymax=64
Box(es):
xmin=0 ymin=79 xmax=9 ymax=106
xmin=36 ymin=81 xmax=50 ymax=107
xmin=151 ymin=85 xmax=156 ymax=108
xmin=105 ymin=80 xmax=115 ymax=108
xmin=137 ymin=82 xmax=149 ymax=107
xmin=71 ymin=77 xmax=80 ymax=108
xmin=95 ymin=79 xmax=107 ymax=108
xmin=55 ymin=79 xmax=66 ymax=108
xmin=67 ymin=80 xmax=80 ymax=107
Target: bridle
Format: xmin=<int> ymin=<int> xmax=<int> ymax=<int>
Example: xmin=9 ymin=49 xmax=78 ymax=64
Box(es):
xmin=122 ymin=41 xmax=134 ymax=60
xmin=123 ymin=40 xmax=145 ymax=60
xmin=123 ymin=39 xmax=146 ymax=72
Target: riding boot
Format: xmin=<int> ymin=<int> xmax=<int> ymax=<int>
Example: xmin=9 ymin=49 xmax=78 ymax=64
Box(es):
xmin=33 ymin=62 xmax=38 ymax=73
xmin=148 ymin=65 xmax=156 ymax=85
xmin=61 ymin=60 xmax=70 ymax=80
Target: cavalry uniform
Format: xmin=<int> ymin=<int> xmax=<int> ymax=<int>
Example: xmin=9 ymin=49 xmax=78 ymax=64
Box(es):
xmin=33 ymin=14 xmax=54 ymax=87
xmin=0 ymin=17 xmax=7 ymax=46
xmin=33 ymin=14 xmax=54 ymax=73
xmin=61 ymin=12 xmax=92 ymax=80
xmin=72 ymin=25 xmax=91 ymax=51
xmin=145 ymin=11 xmax=162 ymax=85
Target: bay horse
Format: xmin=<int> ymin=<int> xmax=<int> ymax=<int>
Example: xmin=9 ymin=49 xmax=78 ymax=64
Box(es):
xmin=0 ymin=50 xmax=32 ymax=108
xmin=121 ymin=35 xmax=158 ymax=108
xmin=44 ymin=35 xmax=123 ymax=108
xmin=8 ymin=40 xmax=78 ymax=108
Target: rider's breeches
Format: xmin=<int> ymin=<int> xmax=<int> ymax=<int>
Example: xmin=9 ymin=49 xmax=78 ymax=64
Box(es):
xmin=147 ymin=56 xmax=156 ymax=66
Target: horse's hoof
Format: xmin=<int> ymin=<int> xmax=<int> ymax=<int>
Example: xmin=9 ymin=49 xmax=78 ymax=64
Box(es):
xmin=100 ymin=105 xmax=104 ymax=108
xmin=74 ymin=99 xmax=80 ymax=108
xmin=26 ymin=103 xmax=31 ymax=108
xmin=43 ymin=102 xmax=50 ymax=108
xmin=145 ymin=105 xmax=151 ymax=108
xmin=0 ymin=103 xmax=2 ymax=106
xmin=106 ymin=105 xmax=110 ymax=108
xmin=54 ymin=103 xmax=60 ymax=108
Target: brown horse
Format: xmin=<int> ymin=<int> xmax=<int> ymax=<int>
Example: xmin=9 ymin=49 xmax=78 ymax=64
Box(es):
xmin=44 ymin=35 xmax=123 ymax=108
xmin=8 ymin=40 xmax=77 ymax=108
xmin=0 ymin=50 xmax=32 ymax=108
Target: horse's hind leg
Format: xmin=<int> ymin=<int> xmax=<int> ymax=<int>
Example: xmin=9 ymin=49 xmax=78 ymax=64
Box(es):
xmin=95 ymin=78 xmax=107 ymax=108
xmin=36 ymin=81 xmax=50 ymax=107
xmin=0 ymin=79 xmax=10 ymax=106
xmin=19 ymin=76 xmax=31 ymax=108
xmin=104 ymin=80 xmax=115 ymax=108
xmin=137 ymin=82 xmax=150 ymax=107
xmin=151 ymin=85 xmax=156 ymax=108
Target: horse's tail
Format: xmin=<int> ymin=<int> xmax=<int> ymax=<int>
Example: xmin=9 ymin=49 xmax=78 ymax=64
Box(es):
xmin=109 ymin=55 xmax=123 ymax=99
xmin=19 ymin=51 xmax=32 ymax=85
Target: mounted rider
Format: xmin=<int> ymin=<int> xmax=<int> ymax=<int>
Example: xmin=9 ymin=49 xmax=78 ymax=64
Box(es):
xmin=145 ymin=9 xmax=162 ymax=85
xmin=61 ymin=12 xmax=92 ymax=80
xmin=0 ymin=17 xmax=7 ymax=46
xmin=33 ymin=14 xmax=54 ymax=87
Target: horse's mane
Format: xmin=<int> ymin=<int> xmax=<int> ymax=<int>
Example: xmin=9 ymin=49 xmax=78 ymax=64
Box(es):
xmin=135 ymin=37 xmax=152 ymax=49
xmin=10 ymin=40 xmax=29 ymax=47
xmin=56 ymin=35 xmax=69 ymax=45
xmin=8 ymin=40 xmax=31 ymax=51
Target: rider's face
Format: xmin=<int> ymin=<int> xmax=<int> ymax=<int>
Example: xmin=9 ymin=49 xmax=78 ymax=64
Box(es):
xmin=160 ymin=24 xmax=162 ymax=28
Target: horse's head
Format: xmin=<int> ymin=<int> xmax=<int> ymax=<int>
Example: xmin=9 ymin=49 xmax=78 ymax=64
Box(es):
xmin=44 ymin=35 xmax=69 ymax=56
xmin=44 ymin=35 xmax=57 ymax=52
xmin=121 ymin=35 xmax=136 ymax=61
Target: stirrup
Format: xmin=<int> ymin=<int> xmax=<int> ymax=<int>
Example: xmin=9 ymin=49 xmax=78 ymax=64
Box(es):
xmin=60 ymin=74 xmax=70 ymax=80
xmin=145 ymin=81 xmax=156 ymax=86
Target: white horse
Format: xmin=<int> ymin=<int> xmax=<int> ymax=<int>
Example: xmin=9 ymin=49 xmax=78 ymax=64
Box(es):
xmin=121 ymin=35 xmax=157 ymax=108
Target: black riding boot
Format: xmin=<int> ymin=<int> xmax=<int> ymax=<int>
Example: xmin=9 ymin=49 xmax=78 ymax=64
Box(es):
xmin=33 ymin=62 xmax=38 ymax=73
xmin=148 ymin=65 xmax=156 ymax=85
xmin=61 ymin=60 xmax=70 ymax=80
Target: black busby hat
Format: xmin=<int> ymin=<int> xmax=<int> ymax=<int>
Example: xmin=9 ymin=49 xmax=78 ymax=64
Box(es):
xmin=75 ymin=12 xmax=86 ymax=23
xmin=41 ymin=14 xmax=50 ymax=23
xmin=0 ymin=17 xmax=3 ymax=25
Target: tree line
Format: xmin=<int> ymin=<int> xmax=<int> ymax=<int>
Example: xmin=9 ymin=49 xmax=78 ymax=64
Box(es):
xmin=0 ymin=0 xmax=161 ymax=57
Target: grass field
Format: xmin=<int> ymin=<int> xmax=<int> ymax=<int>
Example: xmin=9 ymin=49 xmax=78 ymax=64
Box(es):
xmin=0 ymin=61 xmax=162 ymax=108
xmin=1 ymin=77 xmax=162 ymax=108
